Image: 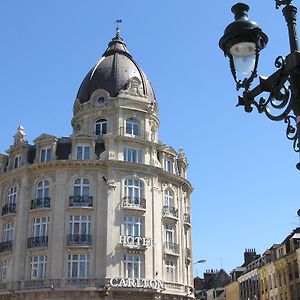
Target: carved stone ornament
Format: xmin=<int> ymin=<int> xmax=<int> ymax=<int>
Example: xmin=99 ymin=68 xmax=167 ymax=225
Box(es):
xmin=120 ymin=77 xmax=144 ymax=97
xmin=13 ymin=125 xmax=26 ymax=146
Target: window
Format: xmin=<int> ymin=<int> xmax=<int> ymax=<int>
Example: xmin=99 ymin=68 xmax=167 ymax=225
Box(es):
xmin=30 ymin=256 xmax=47 ymax=279
xmin=14 ymin=155 xmax=21 ymax=168
xmin=95 ymin=119 xmax=107 ymax=135
xmin=165 ymin=260 xmax=177 ymax=282
xmin=76 ymin=145 xmax=90 ymax=160
xmin=36 ymin=180 xmax=50 ymax=199
xmin=69 ymin=215 xmax=91 ymax=235
xmin=164 ymin=189 xmax=175 ymax=208
xmin=165 ymin=224 xmax=176 ymax=245
xmin=124 ymin=255 xmax=143 ymax=278
xmin=6 ymin=186 xmax=17 ymax=205
xmin=68 ymin=254 xmax=90 ymax=278
xmin=32 ymin=217 xmax=49 ymax=238
xmin=123 ymin=147 xmax=141 ymax=163
xmin=124 ymin=179 xmax=143 ymax=201
xmin=163 ymin=158 xmax=173 ymax=172
xmin=126 ymin=118 xmax=140 ymax=136
xmin=0 ymin=261 xmax=9 ymax=282
xmin=124 ymin=216 xmax=143 ymax=237
xmin=3 ymin=223 xmax=14 ymax=242
xmin=40 ymin=148 xmax=51 ymax=162
xmin=73 ymin=178 xmax=90 ymax=197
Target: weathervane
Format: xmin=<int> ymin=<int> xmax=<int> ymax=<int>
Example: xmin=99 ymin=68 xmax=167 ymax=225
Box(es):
xmin=115 ymin=19 xmax=122 ymax=38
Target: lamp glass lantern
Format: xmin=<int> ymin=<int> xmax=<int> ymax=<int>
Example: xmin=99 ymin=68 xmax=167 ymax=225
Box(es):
xmin=219 ymin=3 xmax=268 ymax=86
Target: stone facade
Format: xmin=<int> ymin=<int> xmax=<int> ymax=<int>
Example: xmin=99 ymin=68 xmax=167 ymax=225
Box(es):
xmin=0 ymin=31 xmax=193 ymax=299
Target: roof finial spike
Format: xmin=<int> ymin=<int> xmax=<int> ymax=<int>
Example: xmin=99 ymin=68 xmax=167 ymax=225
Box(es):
xmin=115 ymin=19 xmax=122 ymax=39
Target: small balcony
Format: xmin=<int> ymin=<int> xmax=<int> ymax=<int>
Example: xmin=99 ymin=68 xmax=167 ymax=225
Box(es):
xmin=30 ymin=197 xmax=51 ymax=210
xmin=183 ymin=213 xmax=191 ymax=225
xmin=122 ymin=196 xmax=146 ymax=211
xmin=67 ymin=234 xmax=92 ymax=247
xmin=162 ymin=206 xmax=178 ymax=219
xmin=164 ymin=242 xmax=180 ymax=255
xmin=2 ymin=203 xmax=16 ymax=216
xmin=69 ymin=196 xmax=93 ymax=208
xmin=0 ymin=241 xmax=12 ymax=253
xmin=27 ymin=236 xmax=48 ymax=248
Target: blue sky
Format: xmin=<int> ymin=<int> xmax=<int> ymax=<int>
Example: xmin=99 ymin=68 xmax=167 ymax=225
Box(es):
xmin=0 ymin=0 xmax=300 ymax=275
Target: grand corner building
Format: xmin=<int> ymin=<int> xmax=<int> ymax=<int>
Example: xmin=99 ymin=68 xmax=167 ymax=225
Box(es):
xmin=0 ymin=30 xmax=193 ymax=300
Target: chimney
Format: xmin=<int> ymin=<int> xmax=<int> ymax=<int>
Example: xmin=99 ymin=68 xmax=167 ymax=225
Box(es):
xmin=244 ymin=248 xmax=256 ymax=266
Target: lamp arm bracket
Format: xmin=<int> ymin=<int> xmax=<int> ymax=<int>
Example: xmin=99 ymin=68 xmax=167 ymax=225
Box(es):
xmin=236 ymin=51 xmax=300 ymax=152
xmin=276 ymin=0 xmax=292 ymax=9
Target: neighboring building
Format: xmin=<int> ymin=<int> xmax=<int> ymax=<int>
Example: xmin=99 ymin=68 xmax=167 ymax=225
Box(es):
xmin=0 ymin=28 xmax=194 ymax=299
xmin=194 ymin=269 xmax=230 ymax=300
xmin=225 ymin=228 xmax=300 ymax=300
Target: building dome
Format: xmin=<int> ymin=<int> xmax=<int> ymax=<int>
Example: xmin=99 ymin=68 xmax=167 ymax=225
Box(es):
xmin=77 ymin=29 xmax=156 ymax=103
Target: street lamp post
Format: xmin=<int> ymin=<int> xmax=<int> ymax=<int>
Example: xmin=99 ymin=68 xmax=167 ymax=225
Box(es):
xmin=219 ymin=0 xmax=300 ymax=169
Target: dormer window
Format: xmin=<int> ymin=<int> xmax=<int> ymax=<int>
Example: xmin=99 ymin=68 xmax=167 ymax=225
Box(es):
xmin=14 ymin=155 xmax=21 ymax=169
xmin=95 ymin=119 xmax=107 ymax=135
xmin=40 ymin=148 xmax=51 ymax=162
xmin=126 ymin=118 xmax=140 ymax=136
xmin=163 ymin=158 xmax=173 ymax=172
xmin=76 ymin=145 xmax=90 ymax=160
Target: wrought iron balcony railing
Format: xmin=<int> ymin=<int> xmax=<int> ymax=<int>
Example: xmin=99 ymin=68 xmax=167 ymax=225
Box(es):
xmin=164 ymin=242 xmax=180 ymax=254
xmin=27 ymin=236 xmax=48 ymax=248
xmin=183 ymin=213 xmax=191 ymax=224
xmin=30 ymin=197 xmax=51 ymax=210
xmin=69 ymin=196 xmax=93 ymax=208
xmin=122 ymin=196 xmax=146 ymax=210
xmin=0 ymin=241 xmax=13 ymax=253
xmin=67 ymin=234 xmax=92 ymax=247
xmin=1 ymin=203 xmax=16 ymax=216
xmin=163 ymin=206 xmax=178 ymax=218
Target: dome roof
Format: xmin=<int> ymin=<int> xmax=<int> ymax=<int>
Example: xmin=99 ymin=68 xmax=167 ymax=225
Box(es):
xmin=77 ymin=30 xmax=156 ymax=103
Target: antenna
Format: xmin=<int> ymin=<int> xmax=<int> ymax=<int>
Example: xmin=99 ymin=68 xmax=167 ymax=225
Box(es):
xmin=297 ymin=209 xmax=300 ymax=225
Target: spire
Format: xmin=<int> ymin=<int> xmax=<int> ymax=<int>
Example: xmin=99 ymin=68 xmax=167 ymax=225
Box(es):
xmin=102 ymin=20 xmax=131 ymax=58
xmin=115 ymin=19 xmax=122 ymax=39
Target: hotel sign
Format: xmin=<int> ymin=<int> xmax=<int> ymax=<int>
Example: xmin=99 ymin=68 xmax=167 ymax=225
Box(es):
xmin=119 ymin=235 xmax=151 ymax=248
xmin=109 ymin=277 xmax=164 ymax=290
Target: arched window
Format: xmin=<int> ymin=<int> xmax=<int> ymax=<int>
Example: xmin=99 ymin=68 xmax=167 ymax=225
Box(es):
xmin=7 ymin=186 xmax=17 ymax=205
xmin=164 ymin=189 xmax=174 ymax=208
xmin=124 ymin=179 xmax=143 ymax=201
xmin=95 ymin=119 xmax=107 ymax=135
xmin=126 ymin=118 xmax=140 ymax=136
xmin=36 ymin=180 xmax=50 ymax=200
xmin=73 ymin=178 xmax=90 ymax=197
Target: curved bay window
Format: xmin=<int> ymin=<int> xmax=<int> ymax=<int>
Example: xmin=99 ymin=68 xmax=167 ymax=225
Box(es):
xmin=95 ymin=119 xmax=107 ymax=136
xmin=70 ymin=178 xmax=92 ymax=207
xmin=31 ymin=180 xmax=50 ymax=209
xmin=2 ymin=186 xmax=17 ymax=216
xmin=123 ymin=179 xmax=145 ymax=209
xmin=126 ymin=118 xmax=140 ymax=136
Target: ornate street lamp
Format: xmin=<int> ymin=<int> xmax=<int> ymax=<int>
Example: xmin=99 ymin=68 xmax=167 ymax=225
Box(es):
xmin=219 ymin=1 xmax=300 ymax=169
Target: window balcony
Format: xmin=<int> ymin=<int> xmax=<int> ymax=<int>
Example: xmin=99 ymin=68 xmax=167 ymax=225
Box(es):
xmin=1 ymin=203 xmax=16 ymax=216
xmin=183 ymin=213 xmax=191 ymax=225
xmin=162 ymin=206 xmax=178 ymax=219
xmin=27 ymin=236 xmax=48 ymax=248
xmin=67 ymin=234 xmax=92 ymax=247
xmin=122 ymin=196 xmax=146 ymax=211
xmin=69 ymin=196 xmax=93 ymax=208
xmin=30 ymin=197 xmax=51 ymax=210
xmin=164 ymin=242 xmax=180 ymax=255
xmin=0 ymin=240 xmax=12 ymax=253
